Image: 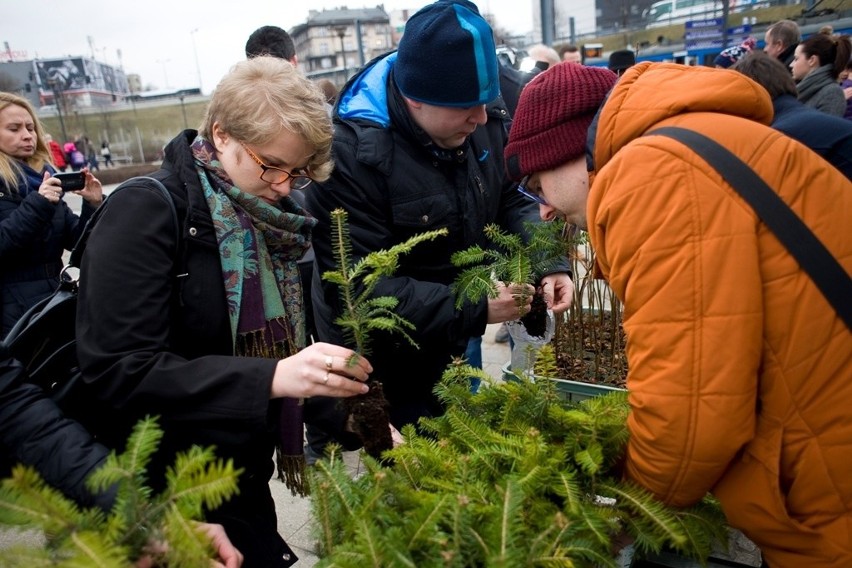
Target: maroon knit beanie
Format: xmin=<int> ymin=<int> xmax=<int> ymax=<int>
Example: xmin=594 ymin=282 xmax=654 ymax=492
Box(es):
xmin=505 ymin=62 xmax=618 ymax=180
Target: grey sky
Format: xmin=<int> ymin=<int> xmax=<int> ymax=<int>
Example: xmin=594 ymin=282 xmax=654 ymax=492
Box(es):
xmin=3 ymin=0 xmax=534 ymax=94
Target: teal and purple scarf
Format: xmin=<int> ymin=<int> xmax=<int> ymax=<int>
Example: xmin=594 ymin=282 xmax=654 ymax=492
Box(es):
xmin=191 ymin=135 xmax=316 ymax=495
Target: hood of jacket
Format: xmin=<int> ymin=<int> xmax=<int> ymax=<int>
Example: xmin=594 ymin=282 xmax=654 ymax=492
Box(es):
xmin=336 ymin=52 xmax=397 ymax=128
xmin=591 ymin=62 xmax=773 ymax=173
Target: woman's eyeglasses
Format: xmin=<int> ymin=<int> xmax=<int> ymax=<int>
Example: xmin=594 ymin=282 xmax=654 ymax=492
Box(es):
xmin=240 ymin=143 xmax=313 ymax=189
xmin=516 ymin=175 xmax=547 ymax=206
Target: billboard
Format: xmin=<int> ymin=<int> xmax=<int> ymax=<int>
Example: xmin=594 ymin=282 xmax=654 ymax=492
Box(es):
xmin=35 ymin=57 xmax=89 ymax=91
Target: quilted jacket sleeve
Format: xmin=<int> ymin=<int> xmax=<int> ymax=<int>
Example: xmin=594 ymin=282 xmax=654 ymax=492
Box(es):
xmin=0 ymin=354 xmax=114 ymax=511
xmin=588 ymin=141 xmax=762 ymax=507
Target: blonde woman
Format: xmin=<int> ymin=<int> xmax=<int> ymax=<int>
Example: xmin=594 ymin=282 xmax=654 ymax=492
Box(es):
xmin=75 ymin=57 xmax=371 ymax=568
xmin=0 ymin=93 xmax=101 ymax=334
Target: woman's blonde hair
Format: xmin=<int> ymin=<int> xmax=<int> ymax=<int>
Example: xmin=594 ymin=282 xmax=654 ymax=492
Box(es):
xmin=0 ymin=93 xmax=53 ymax=190
xmin=199 ymin=56 xmax=334 ymax=181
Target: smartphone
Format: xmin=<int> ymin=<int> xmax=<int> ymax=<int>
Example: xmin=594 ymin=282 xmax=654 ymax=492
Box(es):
xmin=54 ymin=171 xmax=86 ymax=192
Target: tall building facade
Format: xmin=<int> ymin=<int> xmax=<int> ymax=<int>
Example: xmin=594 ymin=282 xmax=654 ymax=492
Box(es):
xmin=290 ymin=7 xmax=393 ymax=86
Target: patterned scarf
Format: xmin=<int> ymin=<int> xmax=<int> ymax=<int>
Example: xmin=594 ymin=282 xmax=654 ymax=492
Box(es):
xmin=191 ymin=135 xmax=315 ymax=496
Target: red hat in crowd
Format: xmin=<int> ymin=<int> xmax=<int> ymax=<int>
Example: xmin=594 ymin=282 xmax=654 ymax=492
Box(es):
xmin=504 ymin=62 xmax=618 ymax=180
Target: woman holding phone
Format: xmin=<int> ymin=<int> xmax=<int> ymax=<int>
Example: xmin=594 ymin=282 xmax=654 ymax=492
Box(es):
xmin=0 ymin=92 xmax=102 ymax=335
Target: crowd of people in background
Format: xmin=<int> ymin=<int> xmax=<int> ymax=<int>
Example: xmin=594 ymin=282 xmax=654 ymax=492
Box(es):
xmin=1 ymin=2 xmax=851 ymax=566
xmin=40 ymin=131 xmax=116 ymax=173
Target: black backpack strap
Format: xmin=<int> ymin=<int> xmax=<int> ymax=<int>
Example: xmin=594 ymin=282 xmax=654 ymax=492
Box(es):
xmin=68 ymin=176 xmax=179 ymax=269
xmin=646 ymin=126 xmax=852 ymax=330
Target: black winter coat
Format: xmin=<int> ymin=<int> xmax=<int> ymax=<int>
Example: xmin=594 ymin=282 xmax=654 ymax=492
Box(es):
xmin=0 ymin=167 xmax=95 ymax=334
xmin=76 ymin=130 xmax=296 ymax=568
xmin=306 ymin=53 xmax=550 ymax=428
xmin=0 ymin=349 xmax=113 ymax=511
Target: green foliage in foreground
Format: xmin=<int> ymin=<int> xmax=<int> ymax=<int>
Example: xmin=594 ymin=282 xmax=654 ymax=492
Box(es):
xmin=0 ymin=417 xmax=242 ymax=567
xmin=310 ymin=362 xmax=728 ymax=567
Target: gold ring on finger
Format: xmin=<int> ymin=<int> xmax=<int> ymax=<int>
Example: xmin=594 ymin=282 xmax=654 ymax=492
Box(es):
xmin=325 ymin=355 xmax=333 ymax=370
xmin=323 ymin=371 xmax=330 ymax=384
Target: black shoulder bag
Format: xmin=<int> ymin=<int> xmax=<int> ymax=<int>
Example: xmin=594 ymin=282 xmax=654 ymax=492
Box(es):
xmin=1 ymin=176 xmax=179 ymax=403
xmin=646 ymin=126 xmax=852 ymax=330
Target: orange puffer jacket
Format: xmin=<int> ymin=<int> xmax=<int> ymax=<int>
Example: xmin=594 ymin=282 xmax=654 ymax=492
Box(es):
xmin=587 ymin=62 xmax=852 ymax=567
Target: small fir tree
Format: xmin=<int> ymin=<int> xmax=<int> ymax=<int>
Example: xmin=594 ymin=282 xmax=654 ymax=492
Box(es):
xmin=0 ymin=416 xmax=241 ymax=567
xmin=321 ymin=208 xmax=447 ymax=458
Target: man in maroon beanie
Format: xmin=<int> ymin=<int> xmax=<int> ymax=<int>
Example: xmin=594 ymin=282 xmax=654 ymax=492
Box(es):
xmin=505 ymin=60 xmax=852 ymax=566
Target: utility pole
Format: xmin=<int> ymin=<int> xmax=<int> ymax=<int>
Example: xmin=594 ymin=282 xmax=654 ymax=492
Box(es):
xmin=540 ymin=0 xmax=555 ymax=46
xmin=190 ymin=28 xmax=203 ymax=93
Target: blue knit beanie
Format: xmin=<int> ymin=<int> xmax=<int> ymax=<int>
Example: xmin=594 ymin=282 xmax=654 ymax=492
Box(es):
xmin=395 ymin=0 xmax=499 ymax=107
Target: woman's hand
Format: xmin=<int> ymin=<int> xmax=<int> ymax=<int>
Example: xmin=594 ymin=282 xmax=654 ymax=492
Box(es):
xmin=270 ymin=342 xmax=372 ymax=399
xmin=38 ymin=171 xmax=62 ymax=204
xmin=77 ymin=167 xmax=103 ymax=206
xmin=199 ymin=522 xmax=244 ymax=568
xmin=134 ymin=522 xmax=243 ymax=567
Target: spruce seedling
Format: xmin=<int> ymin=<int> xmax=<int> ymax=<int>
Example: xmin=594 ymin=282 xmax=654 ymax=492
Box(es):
xmin=0 ymin=416 xmax=242 ymax=566
xmin=322 ymin=208 xmax=447 ymax=458
xmin=451 ymin=220 xmax=571 ymax=337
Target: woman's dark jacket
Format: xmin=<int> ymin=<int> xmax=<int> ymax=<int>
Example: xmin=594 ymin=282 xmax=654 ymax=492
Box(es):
xmin=0 ymin=348 xmax=113 ymax=511
xmin=306 ymin=52 xmax=558 ymax=427
xmin=75 ymin=130 xmax=296 ymax=568
xmin=0 ymin=165 xmax=95 ymax=334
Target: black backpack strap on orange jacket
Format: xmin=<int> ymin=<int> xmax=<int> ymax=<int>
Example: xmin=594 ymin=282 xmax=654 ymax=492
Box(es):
xmin=646 ymin=126 xmax=852 ymax=330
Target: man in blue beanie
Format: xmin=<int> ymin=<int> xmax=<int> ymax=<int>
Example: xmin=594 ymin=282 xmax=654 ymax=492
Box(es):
xmin=305 ymin=0 xmax=573 ymax=444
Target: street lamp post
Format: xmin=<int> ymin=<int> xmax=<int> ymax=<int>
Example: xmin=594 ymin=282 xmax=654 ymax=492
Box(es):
xmin=190 ymin=28 xmax=203 ymax=93
xmin=156 ymin=58 xmax=171 ymax=89
xmin=334 ymin=26 xmax=347 ymax=83
xmin=179 ymin=95 xmax=188 ymax=129
xmin=48 ymin=79 xmax=68 ymax=143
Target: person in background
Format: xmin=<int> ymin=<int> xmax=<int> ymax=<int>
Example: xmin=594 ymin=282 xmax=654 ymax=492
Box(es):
xmin=497 ymin=47 xmax=537 ymax=116
xmin=306 ymin=0 xmax=572 ymax=437
xmin=790 ymin=33 xmax=851 ymax=117
xmin=733 ymin=50 xmax=852 ymax=180
xmin=100 ymin=140 xmax=114 ymax=168
xmin=317 ymin=79 xmax=338 ymax=108
xmin=559 ymin=44 xmax=582 ymax=64
xmin=85 ymin=135 xmax=99 ymax=171
xmin=712 ymin=37 xmax=755 ymax=69
xmin=607 ymin=49 xmax=636 ymax=77
xmin=0 ymin=92 xmax=102 ymax=335
xmin=0 ymin=348 xmax=243 ymax=567
xmin=519 ymin=43 xmax=560 ymax=72
xmin=504 ymin=60 xmax=851 ymax=567
xmin=764 ymin=19 xmax=800 ymax=67
xmin=44 ymin=133 xmax=66 ymax=171
xmin=65 ymin=139 xmax=85 ymax=171
xmin=75 ymin=57 xmax=372 ymax=568
xmin=245 ymin=25 xmax=297 ymax=65
xmin=840 ymin=60 xmax=852 ymax=120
